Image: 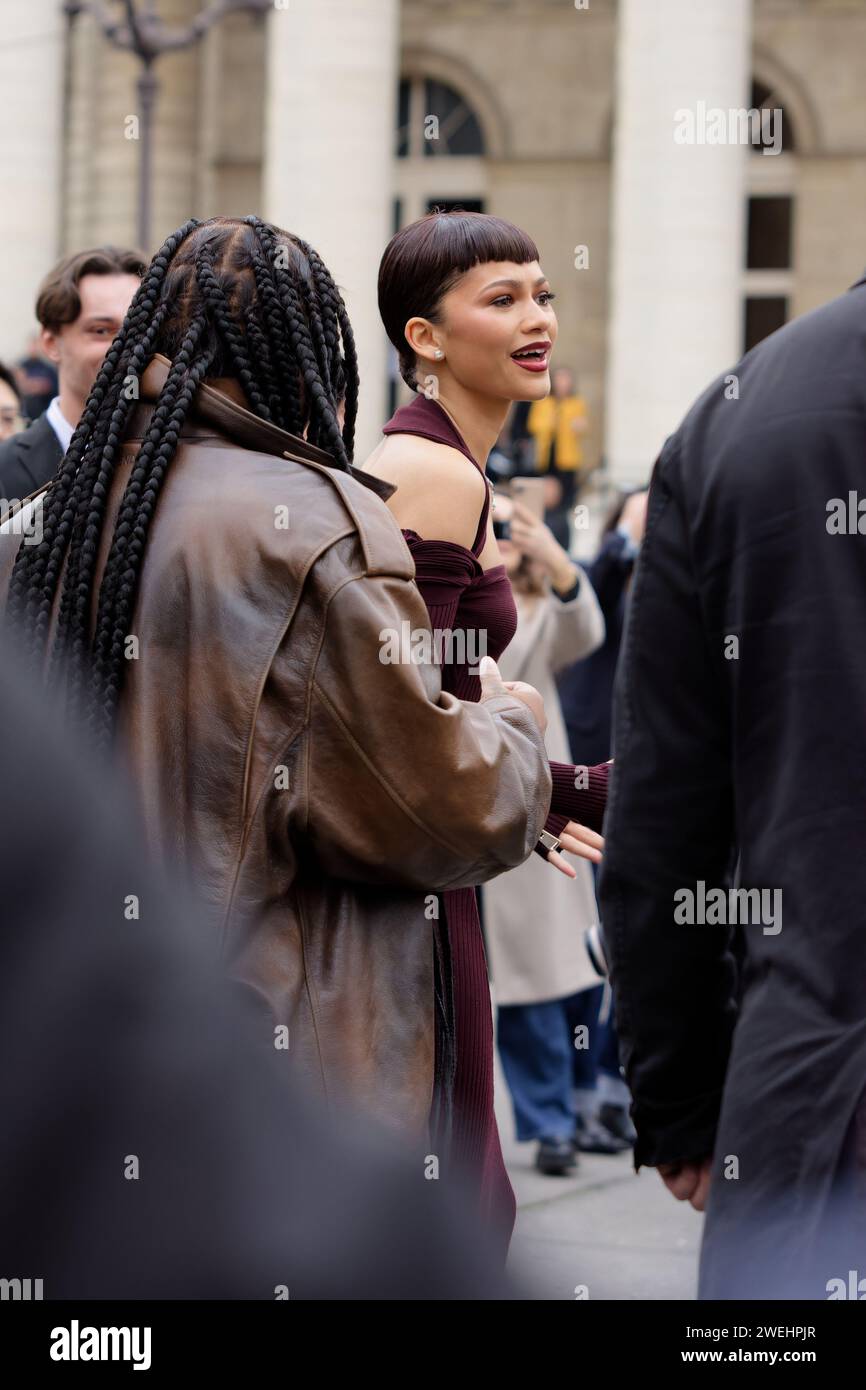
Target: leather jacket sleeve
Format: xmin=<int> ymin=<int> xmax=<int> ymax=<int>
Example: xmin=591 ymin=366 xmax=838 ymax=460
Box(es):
xmin=300 ymin=567 xmax=552 ymax=891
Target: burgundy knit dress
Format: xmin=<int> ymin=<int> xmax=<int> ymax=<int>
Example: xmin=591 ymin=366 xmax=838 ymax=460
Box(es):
xmin=382 ymin=395 xmax=609 ymax=1257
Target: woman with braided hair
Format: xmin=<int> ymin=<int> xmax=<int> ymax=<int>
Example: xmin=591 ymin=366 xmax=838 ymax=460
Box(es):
xmin=0 ymin=216 xmax=556 ymax=1260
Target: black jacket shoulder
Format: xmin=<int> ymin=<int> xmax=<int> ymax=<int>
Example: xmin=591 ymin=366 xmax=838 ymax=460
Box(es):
xmin=0 ymin=413 xmax=63 ymax=504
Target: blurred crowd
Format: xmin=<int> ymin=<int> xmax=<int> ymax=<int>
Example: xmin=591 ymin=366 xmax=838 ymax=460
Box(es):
xmin=0 ymin=238 xmax=651 ymax=1186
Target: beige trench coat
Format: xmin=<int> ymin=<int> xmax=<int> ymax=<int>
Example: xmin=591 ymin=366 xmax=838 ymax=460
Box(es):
xmin=484 ymin=574 xmax=606 ymax=1005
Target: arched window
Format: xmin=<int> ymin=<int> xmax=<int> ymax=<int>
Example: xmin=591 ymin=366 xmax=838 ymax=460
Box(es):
xmin=393 ymin=75 xmax=487 ymax=229
xmin=749 ymin=80 xmax=796 ymax=155
xmin=390 ymin=75 xmax=488 ymax=409
xmin=742 ymin=80 xmax=798 ymax=352
xmin=396 ymin=77 xmax=485 ymax=159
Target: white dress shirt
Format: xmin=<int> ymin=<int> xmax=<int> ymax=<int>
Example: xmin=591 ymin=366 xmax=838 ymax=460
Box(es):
xmin=46 ymin=396 xmax=74 ymax=453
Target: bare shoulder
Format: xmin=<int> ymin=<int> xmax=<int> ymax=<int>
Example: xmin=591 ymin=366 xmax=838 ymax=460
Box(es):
xmin=358 ymin=433 xmax=486 ymax=550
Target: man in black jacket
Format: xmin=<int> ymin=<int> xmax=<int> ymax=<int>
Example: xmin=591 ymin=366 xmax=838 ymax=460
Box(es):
xmin=600 ymin=272 xmax=866 ymax=1300
xmin=0 ymin=245 xmax=143 ymax=503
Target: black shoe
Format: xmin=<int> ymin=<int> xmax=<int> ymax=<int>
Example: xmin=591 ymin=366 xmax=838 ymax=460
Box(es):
xmin=573 ymin=1112 xmax=631 ymax=1155
xmin=599 ymin=1102 xmax=637 ymax=1146
xmin=535 ymin=1137 xmax=578 ymax=1176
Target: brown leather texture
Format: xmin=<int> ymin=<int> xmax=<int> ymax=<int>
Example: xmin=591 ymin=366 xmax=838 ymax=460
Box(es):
xmin=0 ymin=361 xmax=552 ymax=1139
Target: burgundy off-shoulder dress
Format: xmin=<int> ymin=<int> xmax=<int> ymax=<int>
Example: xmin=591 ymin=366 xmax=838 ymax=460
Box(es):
xmin=382 ymin=394 xmax=609 ymax=1256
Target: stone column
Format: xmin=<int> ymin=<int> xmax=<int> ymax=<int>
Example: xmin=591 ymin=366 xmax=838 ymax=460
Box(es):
xmin=262 ymin=0 xmax=399 ymax=463
xmin=0 ymin=0 xmax=64 ymax=361
xmin=604 ymin=0 xmax=753 ymax=484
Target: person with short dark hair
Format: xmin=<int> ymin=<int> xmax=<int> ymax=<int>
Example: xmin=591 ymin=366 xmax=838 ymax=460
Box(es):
xmin=14 ymin=333 xmax=58 ymax=421
xmin=364 ymin=209 xmax=613 ymax=1251
xmin=0 ymin=245 xmax=145 ymax=501
xmin=0 ymin=361 xmax=25 ymax=443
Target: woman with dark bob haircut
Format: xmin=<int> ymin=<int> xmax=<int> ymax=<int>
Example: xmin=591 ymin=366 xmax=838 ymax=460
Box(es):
xmin=362 ymin=210 xmax=612 ymax=1254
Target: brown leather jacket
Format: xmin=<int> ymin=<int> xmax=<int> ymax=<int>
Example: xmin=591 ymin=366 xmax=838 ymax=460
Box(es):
xmin=0 ymin=357 xmax=551 ymax=1138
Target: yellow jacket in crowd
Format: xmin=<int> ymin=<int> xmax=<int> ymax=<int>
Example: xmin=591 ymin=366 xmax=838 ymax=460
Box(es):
xmin=527 ymin=395 xmax=587 ymax=472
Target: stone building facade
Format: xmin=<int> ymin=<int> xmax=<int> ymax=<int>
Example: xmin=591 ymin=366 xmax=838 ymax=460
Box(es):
xmin=2 ymin=0 xmax=865 ymax=472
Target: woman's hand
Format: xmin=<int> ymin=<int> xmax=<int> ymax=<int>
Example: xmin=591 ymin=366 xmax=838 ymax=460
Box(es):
xmin=509 ymin=501 xmax=578 ymax=594
xmin=544 ymin=820 xmax=604 ymax=878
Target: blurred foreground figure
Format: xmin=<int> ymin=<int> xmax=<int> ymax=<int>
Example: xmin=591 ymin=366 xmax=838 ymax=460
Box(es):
xmin=601 ymin=272 xmax=866 ymax=1299
xmin=0 ymin=653 xmax=509 ymax=1300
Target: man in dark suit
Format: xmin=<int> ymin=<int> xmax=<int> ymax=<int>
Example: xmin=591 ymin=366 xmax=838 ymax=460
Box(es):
xmin=0 ymin=404 xmax=63 ymax=503
xmin=0 ymin=245 xmax=144 ymax=504
xmin=600 ymin=271 xmax=866 ymax=1299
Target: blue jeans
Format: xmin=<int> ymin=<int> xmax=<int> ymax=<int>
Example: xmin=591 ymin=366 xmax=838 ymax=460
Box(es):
xmin=497 ymin=987 xmax=625 ymax=1142
xmin=497 ymin=997 xmax=576 ymax=1142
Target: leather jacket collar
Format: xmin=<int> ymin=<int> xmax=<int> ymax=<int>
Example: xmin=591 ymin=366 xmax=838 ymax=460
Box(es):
xmin=132 ymin=354 xmax=395 ymax=503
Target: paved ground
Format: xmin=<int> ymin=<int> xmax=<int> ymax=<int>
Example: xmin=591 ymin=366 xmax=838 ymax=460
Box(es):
xmin=494 ymin=1053 xmax=703 ymax=1301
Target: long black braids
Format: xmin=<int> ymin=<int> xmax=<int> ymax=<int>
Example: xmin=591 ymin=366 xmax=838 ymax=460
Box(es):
xmin=296 ymin=236 xmax=360 ymax=461
xmin=245 ymin=217 xmax=354 ymax=466
xmin=243 ymin=303 xmax=282 ymax=424
xmin=4 ymin=215 xmax=360 ymax=750
xmin=88 ymin=319 xmax=210 ymax=746
xmin=194 ymin=244 xmax=271 ymax=420
xmin=249 ymin=243 xmax=305 ymax=433
xmin=56 ymin=300 xmax=171 ymax=706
